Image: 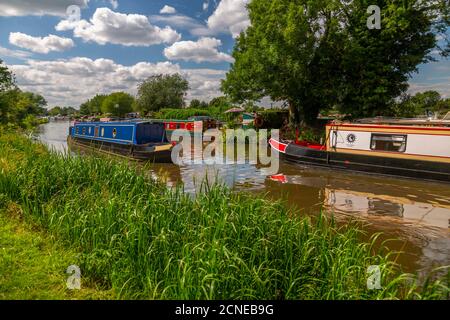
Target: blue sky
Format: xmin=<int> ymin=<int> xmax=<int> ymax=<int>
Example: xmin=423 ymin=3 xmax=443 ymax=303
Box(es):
xmin=0 ymin=0 xmax=448 ymax=108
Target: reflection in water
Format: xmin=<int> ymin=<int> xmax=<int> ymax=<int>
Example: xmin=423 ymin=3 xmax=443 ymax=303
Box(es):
xmin=35 ymin=120 xmax=71 ymax=153
xmin=39 ymin=121 xmax=450 ymax=274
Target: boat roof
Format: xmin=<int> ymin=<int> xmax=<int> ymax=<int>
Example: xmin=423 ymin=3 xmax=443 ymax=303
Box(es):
xmin=329 ymin=117 xmax=450 ymax=128
xmin=74 ymin=120 xmax=164 ymax=126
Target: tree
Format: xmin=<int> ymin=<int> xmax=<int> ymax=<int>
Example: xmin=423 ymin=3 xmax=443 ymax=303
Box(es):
xmin=49 ymin=107 xmax=62 ymax=116
xmin=189 ymin=99 xmax=201 ymax=108
xmin=101 ymin=92 xmax=134 ymax=117
xmin=209 ymin=96 xmax=233 ymax=112
xmin=136 ymin=74 xmax=189 ymax=114
xmin=79 ymin=94 xmax=107 ymax=115
xmin=390 ymin=91 xmax=448 ymax=117
xmin=0 ymin=60 xmax=49 ymax=126
xmin=0 ymin=59 xmax=14 ymax=92
xmin=222 ymin=0 xmax=449 ymax=126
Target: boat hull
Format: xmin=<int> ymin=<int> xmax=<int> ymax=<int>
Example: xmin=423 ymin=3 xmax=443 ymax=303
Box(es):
xmin=68 ymin=136 xmax=173 ymax=163
xmin=271 ymin=140 xmax=450 ymax=183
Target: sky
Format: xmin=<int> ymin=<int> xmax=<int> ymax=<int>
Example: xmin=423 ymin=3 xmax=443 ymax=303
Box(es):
xmin=0 ymin=0 xmax=449 ymax=109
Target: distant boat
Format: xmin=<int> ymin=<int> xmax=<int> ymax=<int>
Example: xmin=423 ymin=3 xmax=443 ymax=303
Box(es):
xmin=162 ymin=117 xmax=219 ymax=142
xmin=68 ymin=120 xmax=174 ymax=162
xmin=270 ymin=119 xmax=450 ymax=183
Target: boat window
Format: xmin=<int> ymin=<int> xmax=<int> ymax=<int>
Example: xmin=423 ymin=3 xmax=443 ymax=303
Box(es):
xmin=82 ymin=127 xmax=86 ymax=135
xmin=101 ymin=128 xmax=105 ymax=137
xmin=76 ymin=127 xmax=79 ymax=134
xmin=370 ymin=134 xmax=407 ymax=152
xmin=88 ymin=127 xmax=91 ymax=135
xmin=112 ymin=128 xmax=117 ymax=138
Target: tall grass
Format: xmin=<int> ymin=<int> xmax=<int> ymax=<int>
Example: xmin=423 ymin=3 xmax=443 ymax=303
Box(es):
xmin=0 ymin=132 xmax=448 ymax=299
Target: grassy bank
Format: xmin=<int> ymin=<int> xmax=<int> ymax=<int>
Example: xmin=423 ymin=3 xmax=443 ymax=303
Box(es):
xmin=0 ymin=204 xmax=112 ymax=299
xmin=0 ymin=132 xmax=448 ymax=299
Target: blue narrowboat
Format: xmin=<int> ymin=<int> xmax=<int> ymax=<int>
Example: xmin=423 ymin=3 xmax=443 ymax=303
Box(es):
xmin=68 ymin=120 xmax=174 ymax=162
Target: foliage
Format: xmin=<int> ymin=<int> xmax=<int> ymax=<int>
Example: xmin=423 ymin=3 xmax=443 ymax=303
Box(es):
xmin=222 ymin=0 xmax=450 ymax=125
xmin=256 ymin=109 xmax=289 ymax=129
xmin=136 ymin=74 xmax=189 ymax=114
xmin=389 ymin=91 xmax=450 ymax=117
xmin=0 ymin=59 xmax=15 ymax=92
xmin=0 ymin=133 xmax=449 ymax=299
xmin=0 ymin=60 xmax=48 ymax=128
xmin=0 ymin=89 xmax=47 ymax=127
xmin=154 ymin=108 xmax=211 ymax=120
xmin=101 ymin=92 xmax=135 ymax=117
xmin=79 ymin=94 xmax=108 ymax=116
xmin=189 ymin=99 xmax=209 ymax=109
xmin=48 ymin=106 xmax=78 ymax=117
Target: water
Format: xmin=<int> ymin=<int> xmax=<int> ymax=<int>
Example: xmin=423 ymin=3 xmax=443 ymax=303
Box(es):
xmin=38 ymin=121 xmax=450 ymax=274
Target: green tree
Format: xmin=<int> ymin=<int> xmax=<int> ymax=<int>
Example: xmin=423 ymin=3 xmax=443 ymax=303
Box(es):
xmin=101 ymin=92 xmax=134 ymax=117
xmin=49 ymin=107 xmax=63 ymax=116
xmin=0 ymin=59 xmax=14 ymax=92
xmin=136 ymin=74 xmax=189 ymax=114
xmin=222 ymin=0 xmax=449 ymax=125
xmin=390 ymin=91 xmax=447 ymax=117
xmin=189 ymin=99 xmax=201 ymax=108
xmin=0 ymin=60 xmax=15 ymax=123
xmin=79 ymin=94 xmax=107 ymax=116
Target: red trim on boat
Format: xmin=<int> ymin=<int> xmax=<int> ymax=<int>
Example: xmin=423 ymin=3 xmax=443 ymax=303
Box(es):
xmin=327 ymin=124 xmax=450 ymax=132
xmin=269 ymin=138 xmax=288 ymax=153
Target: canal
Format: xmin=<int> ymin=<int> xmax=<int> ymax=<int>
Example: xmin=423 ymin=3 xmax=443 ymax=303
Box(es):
xmin=38 ymin=121 xmax=450 ymax=275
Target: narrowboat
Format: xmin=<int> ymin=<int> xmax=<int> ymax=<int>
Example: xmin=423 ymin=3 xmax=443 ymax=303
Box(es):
xmin=163 ymin=117 xmax=219 ymax=142
xmin=269 ymin=119 xmax=450 ymax=183
xmin=68 ymin=120 xmax=174 ymax=162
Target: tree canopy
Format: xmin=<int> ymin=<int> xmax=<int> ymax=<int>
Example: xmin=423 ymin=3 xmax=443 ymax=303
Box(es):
xmin=79 ymin=94 xmax=108 ymax=115
xmin=136 ymin=74 xmax=189 ymax=114
xmin=389 ymin=91 xmax=450 ymax=117
xmin=101 ymin=92 xmax=135 ymax=117
xmin=222 ymin=0 xmax=450 ymax=125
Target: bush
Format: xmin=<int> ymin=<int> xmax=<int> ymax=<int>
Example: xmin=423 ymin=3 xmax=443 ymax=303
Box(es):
xmin=257 ymin=109 xmax=289 ymax=129
xmin=153 ymin=108 xmax=212 ymax=120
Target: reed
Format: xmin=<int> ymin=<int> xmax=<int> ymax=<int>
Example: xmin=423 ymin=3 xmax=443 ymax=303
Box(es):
xmin=0 ymin=132 xmax=448 ymax=300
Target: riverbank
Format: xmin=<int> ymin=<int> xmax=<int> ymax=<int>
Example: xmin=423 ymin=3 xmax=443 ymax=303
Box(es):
xmin=0 ymin=131 xmax=448 ymax=299
xmin=0 ymin=204 xmax=112 ymax=299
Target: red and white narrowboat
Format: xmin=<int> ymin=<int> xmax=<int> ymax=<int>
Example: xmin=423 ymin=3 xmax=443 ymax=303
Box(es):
xmin=269 ymin=119 xmax=450 ymax=183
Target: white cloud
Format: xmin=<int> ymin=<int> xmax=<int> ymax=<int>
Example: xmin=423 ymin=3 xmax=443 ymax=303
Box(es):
xmin=0 ymin=46 xmax=33 ymax=60
xmin=9 ymin=32 xmax=75 ymax=54
xmin=164 ymin=37 xmax=234 ymax=63
xmin=207 ymin=0 xmax=250 ymax=38
xmin=9 ymin=57 xmax=226 ymax=107
xmin=56 ymin=7 xmax=181 ymax=47
xmin=203 ymin=1 xmax=210 ymax=11
xmin=151 ymin=0 xmax=250 ymax=38
xmin=160 ymin=5 xmax=176 ymax=14
xmin=109 ymin=0 xmax=118 ymax=9
xmin=149 ymin=14 xmax=210 ymax=37
xmin=0 ymin=0 xmax=88 ymax=17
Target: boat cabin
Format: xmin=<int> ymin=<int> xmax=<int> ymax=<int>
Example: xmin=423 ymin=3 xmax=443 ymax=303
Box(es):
xmin=70 ymin=120 xmax=169 ymax=146
xmin=326 ymin=121 xmax=450 ymax=163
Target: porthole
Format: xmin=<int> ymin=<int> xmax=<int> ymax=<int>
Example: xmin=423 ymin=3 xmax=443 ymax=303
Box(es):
xmin=112 ymin=128 xmax=117 ymax=138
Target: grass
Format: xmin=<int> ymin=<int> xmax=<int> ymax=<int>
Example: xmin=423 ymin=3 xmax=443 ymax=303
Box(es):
xmin=0 ymin=203 xmax=112 ymax=299
xmin=0 ymin=131 xmax=449 ymax=300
